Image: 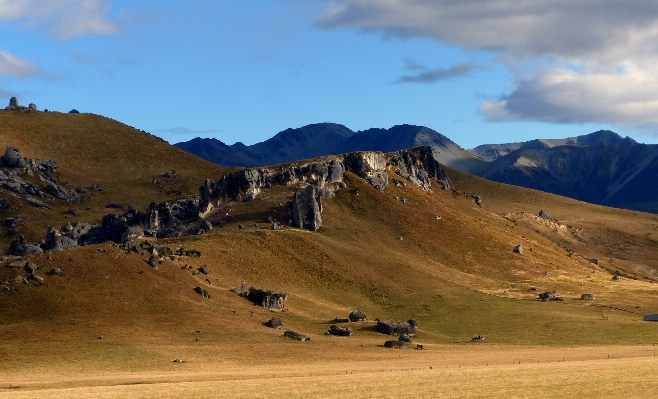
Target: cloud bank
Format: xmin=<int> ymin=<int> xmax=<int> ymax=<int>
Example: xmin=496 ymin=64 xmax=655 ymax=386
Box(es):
xmin=0 ymin=51 xmax=41 ymax=77
xmin=0 ymin=0 xmax=120 ymax=39
xmin=317 ymin=0 xmax=658 ymax=128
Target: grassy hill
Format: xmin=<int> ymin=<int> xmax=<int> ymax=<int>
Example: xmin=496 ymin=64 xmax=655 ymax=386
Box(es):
xmin=2 ymin=111 xmax=658 ymax=392
xmin=0 ymin=111 xmax=230 ymax=244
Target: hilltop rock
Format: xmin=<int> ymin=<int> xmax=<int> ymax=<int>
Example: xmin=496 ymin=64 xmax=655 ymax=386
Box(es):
xmin=343 ymin=152 xmax=388 ymax=191
xmin=5 ymin=97 xmax=19 ymax=110
xmin=389 ymin=146 xmax=453 ymax=191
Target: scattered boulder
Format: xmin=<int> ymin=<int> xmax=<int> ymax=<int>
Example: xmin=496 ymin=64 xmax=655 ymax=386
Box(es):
xmin=68 ymin=208 xmax=79 ymax=216
xmin=326 ymin=325 xmax=352 ymax=337
xmin=283 ymin=330 xmax=308 ymax=341
xmin=334 ymin=317 xmax=350 ymax=323
xmin=6 ymin=235 xmax=44 ymax=256
xmin=538 ymin=291 xmax=556 ymax=301
xmin=172 ymin=359 xmax=185 ymax=363
xmin=539 ymin=209 xmax=551 ymax=219
xmin=513 ymin=245 xmax=523 ymax=254
xmin=581 ymin=293 xmax=595 ymax=301
xmin=612 ymin=275 xmax=620 ymax=281
xmin=244 ymin=288 xmax=288 ymax=311
xmin=26 ymin=196 xmax=50 ymax=209
xmin=349 ymin=309 xmax=367 ymax=322
xmin=199 ymin=265 xmax=210 ymax=275
xmin=49 ymin=268 xmax=64 ymax=276
xmin=384 ymin=340 xmax=406 ymax=348
xmin=376 ymin=319 xmax=417 ymax=336
xmin=29 ymin=274 xmax=44 ymax=285
xmin=398 ymin=334 xmax=412 ymax=343
xmin=194 ymin=286 xmax=210 ymax=298
xmin=265 ymin=317 xmax=283 ymax=328
xmin=472 ymin=334 xmax=485 ymax=341
xmin=231 ymin=282 xmax=247 ymax=295
xmin=24 ymin=262 xmax=38 ymax=274
xmin=148 ymin=254 xmax=159 ymax=268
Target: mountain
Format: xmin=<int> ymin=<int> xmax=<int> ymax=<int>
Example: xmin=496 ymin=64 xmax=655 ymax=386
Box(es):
xmin=175 ymin=123 xmax=482 ymax=173
xmin=470 ymin=131 xmax=658 ymax=213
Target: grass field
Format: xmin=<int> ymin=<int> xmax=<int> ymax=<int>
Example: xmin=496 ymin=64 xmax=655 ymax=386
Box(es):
xmin=2 ymin=346 xmax=657 ymax=398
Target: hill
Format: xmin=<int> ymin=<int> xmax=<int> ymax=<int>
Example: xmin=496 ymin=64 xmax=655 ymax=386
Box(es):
xmin=0 ymin=110 xmax=230 ymax=245
xmin=2 ymin=109 xmax=658 ymax=396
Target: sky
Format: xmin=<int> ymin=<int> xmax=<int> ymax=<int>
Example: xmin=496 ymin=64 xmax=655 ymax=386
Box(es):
xmin=2 ymin=0 xmax=658 ymax=150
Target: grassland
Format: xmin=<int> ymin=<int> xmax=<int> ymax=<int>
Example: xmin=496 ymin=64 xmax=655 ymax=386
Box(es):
xmin=1 ymin=110 xmax=658 ymax=397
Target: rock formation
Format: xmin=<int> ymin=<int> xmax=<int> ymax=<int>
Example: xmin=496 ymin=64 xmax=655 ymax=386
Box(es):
xmin=376 ymin=319 xmax=417 ymax=336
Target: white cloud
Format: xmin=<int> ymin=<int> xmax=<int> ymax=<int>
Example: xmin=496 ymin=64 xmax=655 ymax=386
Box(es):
xmin=0 ymin=51 xmax=40 ymax=77
xmin=0 ymin=0 xmax=119 ymax=39
xmin=316 ymin=0 xmax=658 ymax=128
xmin=480 ymin=63 xmax=658 ymax=126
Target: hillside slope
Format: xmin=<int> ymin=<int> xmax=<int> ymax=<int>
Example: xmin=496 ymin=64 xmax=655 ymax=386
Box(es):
xmin=2 ymin=111 xmax=658 ymax=379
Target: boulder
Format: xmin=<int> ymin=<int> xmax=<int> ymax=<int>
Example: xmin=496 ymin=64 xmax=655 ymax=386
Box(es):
xmin=348 ymin=309 xmax=367 ymax=322
xmin=6 ymin=235 xmax=44 ymax=256
xmin=194 ymin=286 xmax=210 ymax=298
xmin=265 ymin=317 xmax=283 ymax=328
xmin=120 ymin=225 xmax=144 ymax=243
xmin=199 ymin=266 xmax=210 ymax=275
xmin=50 ymin=268 xmax=64 ymax=276
xmin=1 ymin=147 xmax=26 ymax=168
xmin=384 ymin=340 xmax=406 ymax=348
xmin=148 ymin=254 xmax=159 ymax=268
xmin=68 ymin=208 xmax=79 ymax=216
xmin=28 ymin=103 xmax=37 ymax=111
xmin=292 ymin=185 xmax=322 ymax=230
xmin=376 ymin=319 xmax=416 ymax=336
xmin=231 ymin=282 xmax=248 ymax=295
xmin=26 ymin=196 xmax=50 ymax=209
xmin=245 ymin=288 xmax=288 ymax=311
xmin=29 ymin=274 xmax=45 ymax=285
xmin=612 ymin=275 xmax=620 ymax=281
xmin=24 ymin=262 xmax=38 ymax=274
xmin=334 ymin=317 xmax=350 ymax=323
xmin=539 ymin=209 xmax=551 ymax=219
xmin=398 ymin=334 xmax=412 ymax=343
xmin=472 ymin=334 xmax=485 ymax=341
xmin=513 ymin=245 xmax=523 ymax=254
xmin=326 ymin=325 xmax=353 ymax=337
xmin=283 ymin=330 xmax=309 ymax=341
xmin=581 ymin=293 xmax=595 ymax=301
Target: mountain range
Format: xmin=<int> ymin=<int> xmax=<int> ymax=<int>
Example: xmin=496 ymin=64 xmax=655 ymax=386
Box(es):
xmin=176 ymin=124 xmax=658 ymax=213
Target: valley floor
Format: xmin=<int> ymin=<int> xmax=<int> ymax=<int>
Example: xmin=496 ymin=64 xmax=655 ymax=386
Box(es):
xmin=2 ymin=345 xmax=657 ymax=398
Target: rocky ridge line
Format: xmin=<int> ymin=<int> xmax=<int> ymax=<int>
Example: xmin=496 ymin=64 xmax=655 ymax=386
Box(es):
xmin=6 ymin=146 xmax=453 ymax=255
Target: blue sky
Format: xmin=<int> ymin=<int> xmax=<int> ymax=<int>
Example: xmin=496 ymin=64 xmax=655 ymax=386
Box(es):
xmin=2 ymin=0 xmax=658 ymax=149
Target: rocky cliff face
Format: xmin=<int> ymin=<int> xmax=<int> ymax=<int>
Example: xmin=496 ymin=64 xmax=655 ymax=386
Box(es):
xmin=7 ymin=146 xmax=453 ymax=254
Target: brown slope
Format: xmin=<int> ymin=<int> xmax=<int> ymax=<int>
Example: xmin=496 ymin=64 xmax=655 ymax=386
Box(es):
xmin=2 ymin=120 xmax=658 ymax=378
xmin=0 ymin=111 xmax=231 ymax=244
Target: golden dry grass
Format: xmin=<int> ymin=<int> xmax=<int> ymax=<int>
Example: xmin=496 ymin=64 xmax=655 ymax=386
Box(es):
xmin=2 ymin=113 xmax=658 ymax=398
